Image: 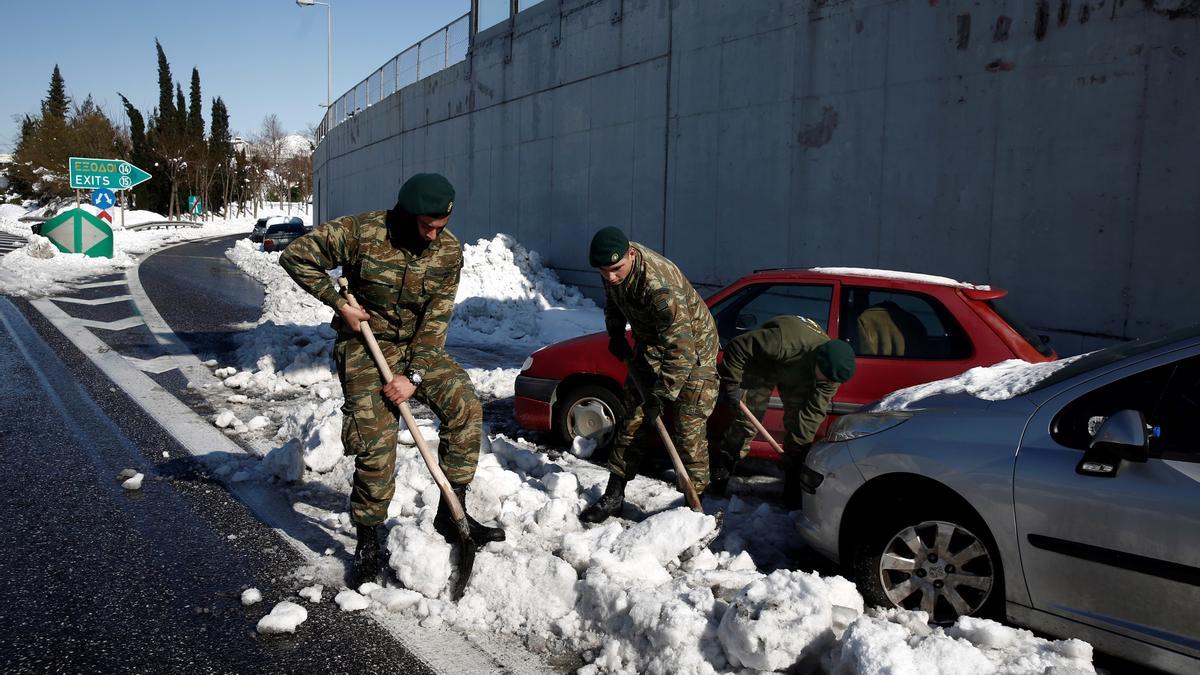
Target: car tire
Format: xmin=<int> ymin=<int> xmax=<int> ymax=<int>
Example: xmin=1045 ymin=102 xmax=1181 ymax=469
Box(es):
xmin=554 ymin=383 xmax=625 ymax=455
xmin=850 ymin=506 xmax=1003 ymax=625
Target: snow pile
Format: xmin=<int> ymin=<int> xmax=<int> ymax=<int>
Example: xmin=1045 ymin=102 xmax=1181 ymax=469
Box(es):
xmin=452 ymin=233 xmax=604 ymax=347
xmin=874 ymin=356 xmax=1082 ymax=411
xmin=198 ymin=231 xmax=1096 ymax=672
xmin=828 ymin=609 xmax=1093 ymax=674
xmin=256 ymin=600 xmax=308 ymax=634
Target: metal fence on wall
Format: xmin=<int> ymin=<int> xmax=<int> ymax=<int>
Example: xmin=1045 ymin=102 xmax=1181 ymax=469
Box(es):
xmin=315 ymin=13 xmax=470 ymax=143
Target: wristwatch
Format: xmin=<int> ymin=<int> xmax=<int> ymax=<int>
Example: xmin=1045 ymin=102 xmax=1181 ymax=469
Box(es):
xmin=406 ymin=370 xmax=423 ymax=386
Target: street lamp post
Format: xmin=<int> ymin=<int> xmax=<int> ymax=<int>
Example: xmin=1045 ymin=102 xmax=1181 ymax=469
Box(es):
xmin=295 ymin=0 xmax=332 ymax=109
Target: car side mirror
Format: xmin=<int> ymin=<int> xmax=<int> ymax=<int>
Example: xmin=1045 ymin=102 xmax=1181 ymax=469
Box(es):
xmin=735 ymin=313 xmax=757 ymax=331
xmin=1077 ymin=409 xmax=1149 ymax=477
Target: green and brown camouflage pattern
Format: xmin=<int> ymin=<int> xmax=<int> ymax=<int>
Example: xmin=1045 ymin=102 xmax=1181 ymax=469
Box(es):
xmin=603 ymin=243 xmax=719 ymax=400
xmin=279 ymin=210 xmax=461 ymax=377
xmin=602 ymin=242 xmax=719 ymax=491
xmin=280 ymin=210 xmax=480 ymax=526
xmin=337 ymin=339 xmax=482 ymax=525
xmin=609 ymin=362 xmax=718 ymax=492
xmin=716 ymin=315 xmax=843 ymax=471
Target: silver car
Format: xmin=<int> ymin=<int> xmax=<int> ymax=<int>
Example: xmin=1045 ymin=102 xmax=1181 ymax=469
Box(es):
xmin=797 ymin=326 xmax=1200 ymax=674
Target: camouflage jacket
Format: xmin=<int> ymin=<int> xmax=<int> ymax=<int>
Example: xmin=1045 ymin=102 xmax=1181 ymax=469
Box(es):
xmin=604 ymin=242 xmax=718 ymax=401
xmin=279 ymin=209 xmax=461 ymax=377
xmin=718 ymin=315 xmax=842 ymax=444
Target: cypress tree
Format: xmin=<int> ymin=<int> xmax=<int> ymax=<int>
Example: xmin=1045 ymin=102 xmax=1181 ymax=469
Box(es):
xmin=188 ymin=67 xmax=204 ymax=142
xmin=208 ymin=96 xmax=232 ymax=214
xmin=155 ymin=40 xmax=176 ymax=130
xmin=119 ymin=94 xmax=152 ymax=209
xmin=175 ymin=84 xmax=186 ymax=135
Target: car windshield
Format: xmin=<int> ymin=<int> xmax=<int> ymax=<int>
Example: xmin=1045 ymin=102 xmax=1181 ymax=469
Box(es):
xmin=266 ymin=223 xmax=304 ymax=234
xmin=1027 ymin=324 xmax=1200 ymax=393
xmin=986 ymin=299 xmax=1053 ymax=357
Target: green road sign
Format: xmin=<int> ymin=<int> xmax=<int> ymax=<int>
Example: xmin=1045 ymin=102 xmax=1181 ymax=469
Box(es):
xmin=68 ymin=156 xmax=152 ymax=191
xmin=188 ymin=195 xmax=203 ymax=215
xmin=40 ymin=208 xmax=114 ymax=258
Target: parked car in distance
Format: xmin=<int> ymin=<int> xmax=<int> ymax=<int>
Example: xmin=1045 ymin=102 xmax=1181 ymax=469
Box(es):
xmin=798 ymin=325 xmax=1200 ymax=673
xmin=262 ymin=220 xmax=308 ymax=253
xmin=515 ymin=267 xmax=1055 ymax=457
xmin=250 ymin=215 xmax=304 ymax=243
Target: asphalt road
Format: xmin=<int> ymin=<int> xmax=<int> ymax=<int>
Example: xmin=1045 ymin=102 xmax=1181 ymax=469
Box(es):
xmin=138 ymin=233 xmax=265 ymax=365
xmin=0 ymin=287 xmax=430 ymax=671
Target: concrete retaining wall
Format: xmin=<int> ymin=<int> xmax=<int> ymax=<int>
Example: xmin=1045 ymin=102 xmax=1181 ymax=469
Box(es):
xmin=313 ymin=0 xmax=1200 ymax=354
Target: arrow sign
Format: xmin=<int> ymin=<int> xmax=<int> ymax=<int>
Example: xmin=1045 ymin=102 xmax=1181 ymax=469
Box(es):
xmin=69 ymin=157 xmax=152 ymax=191
xmin=97 ymin=210 xmax=112 ymax=224
xmin=91 ymin=188 xmax=116 ymax=209
xmin=40 ymin=208 xmax=114 ymax=258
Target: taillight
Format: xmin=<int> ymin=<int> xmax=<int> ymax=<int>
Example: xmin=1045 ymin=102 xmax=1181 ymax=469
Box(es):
xmin=265 ymin=239 xmax=274 ymax=247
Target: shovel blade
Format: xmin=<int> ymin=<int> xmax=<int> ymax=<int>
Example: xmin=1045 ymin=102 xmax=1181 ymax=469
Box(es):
xmin=449 ymin=518 xmax=477 ymax=601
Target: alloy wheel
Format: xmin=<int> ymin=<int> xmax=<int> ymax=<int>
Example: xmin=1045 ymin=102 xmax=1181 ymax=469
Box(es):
xmin=878 ymin=519 xmax=995 ymax=624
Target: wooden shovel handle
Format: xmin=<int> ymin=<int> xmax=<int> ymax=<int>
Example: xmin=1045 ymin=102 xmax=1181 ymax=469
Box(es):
xmin=738 ymin=400 xmax=786 ymax=456
xmin=625 ymin=362 xmax=703 ymax=511
xmin=336 ymin=278 xmax=466 ymax=522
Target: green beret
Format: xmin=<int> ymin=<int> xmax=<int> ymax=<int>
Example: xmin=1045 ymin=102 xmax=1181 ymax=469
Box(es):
xmin=816 ymin=339 xmax=856 ymax=383
xmin=397 ymin=173 xmax=455 ymax=218
xmin=589 ymin=227 xmax=630 ymax=267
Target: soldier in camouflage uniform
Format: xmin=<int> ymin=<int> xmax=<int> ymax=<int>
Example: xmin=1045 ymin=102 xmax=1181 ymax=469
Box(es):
xmin=280 ymin=173 xmax=503 ymax=586
xmin=580 ymin=227 xmax=720 ymax=523
xmin=714 ymin=314 xmax=856 ymax=505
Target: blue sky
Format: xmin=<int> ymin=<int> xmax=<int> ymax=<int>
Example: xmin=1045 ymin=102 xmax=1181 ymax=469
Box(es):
xmin=0 ymin=1 xmax=477 ymax=152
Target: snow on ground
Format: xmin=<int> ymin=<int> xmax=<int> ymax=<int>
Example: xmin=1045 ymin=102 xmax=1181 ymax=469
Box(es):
xmin=193 ymin=232 xmax=1095 ymax=673
xmin=873 ymin=356 xmax=1082 ymax=411
xmin=0 ymin=201 xmax=1098 ymax=670
xmin=0 ymin=202 xmax=254 ymax=298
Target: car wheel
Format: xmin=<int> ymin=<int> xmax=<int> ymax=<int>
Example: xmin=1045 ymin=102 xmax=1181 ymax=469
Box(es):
xmin=852 ymin=512 xmax=1001 ymax=625
xmin=555 ymin=383 xmax=625 ymax=451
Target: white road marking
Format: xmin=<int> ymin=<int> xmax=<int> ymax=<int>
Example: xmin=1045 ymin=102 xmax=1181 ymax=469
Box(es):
xmin=74 ymin=280 xmax=129 ymax=289
xmin=75 ymin=316 xmax=144 ymax=331
xmin=54 ymin=294 xmax=134 ymax=306
xmin=123 ymin=355 xmax=180 ymax=374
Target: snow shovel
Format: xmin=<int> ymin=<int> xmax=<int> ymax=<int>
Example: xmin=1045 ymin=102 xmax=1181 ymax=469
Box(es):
xmin=737 ymin=400 xmax=786 ymax=456
xmin=626 ymin=370 xmax=703 ymax=511
xmin=336 ymin=278 xmax=476 ymax=601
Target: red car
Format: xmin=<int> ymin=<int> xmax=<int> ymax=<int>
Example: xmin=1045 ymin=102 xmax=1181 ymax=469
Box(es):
xmin=515 ymin=268 xmax=1055 ymax=459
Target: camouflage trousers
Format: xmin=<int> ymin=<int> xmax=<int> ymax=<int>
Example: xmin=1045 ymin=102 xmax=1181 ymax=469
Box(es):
xmin=336 ymin=338 xmax=482 ymax=526
xmin=715 ymin=376 xmax=814 ymax=478
xmin=608 ymin=363 xmax=718 ymax=493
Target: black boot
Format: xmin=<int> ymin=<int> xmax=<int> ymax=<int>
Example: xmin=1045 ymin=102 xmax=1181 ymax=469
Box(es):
xmin=580 ymin=473 xmax=627 ymax=523
xmin=434 ymin=484 xmax=506 ymax=544
xmin=351 ymin=523 xmax=383 ymax=587
xmin=705 ymin=472 xmax=730 ymax=498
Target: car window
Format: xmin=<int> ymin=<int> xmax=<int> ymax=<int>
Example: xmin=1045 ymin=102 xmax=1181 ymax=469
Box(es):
xmin=1051 ymin=355 xmax=1200 ymax=460
xmin=709 ymin=283 xmax=833 ymax=346
xmin=839 ymin=287 xmax=971 ymax=359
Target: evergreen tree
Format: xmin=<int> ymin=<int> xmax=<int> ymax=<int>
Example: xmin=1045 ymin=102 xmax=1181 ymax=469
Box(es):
xmin=208 ymin=96 xmax=233 ymax=214
xmin=188 ymin=67 xmax=204 ymax=142
xmin=119 ymin=94 xmax=153 ymax=210
xmin=8 ymin=116 xmax=36 ymax=196
xmin=175 ymin=84 xmax=186 ymax=134
xmin=155 ymin=40 xmax=176 ymax=130
xmin=41 ymin=64 xmax=70 ymax=122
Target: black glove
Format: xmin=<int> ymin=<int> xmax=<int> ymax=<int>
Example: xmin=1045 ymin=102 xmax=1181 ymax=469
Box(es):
xmin=640 ymin=392 xmax=663 ymax=422
xmin=607 ymin=335 xmax=633 ymax=362
xmin=719 ymin=380 xmax=745 ymax=408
